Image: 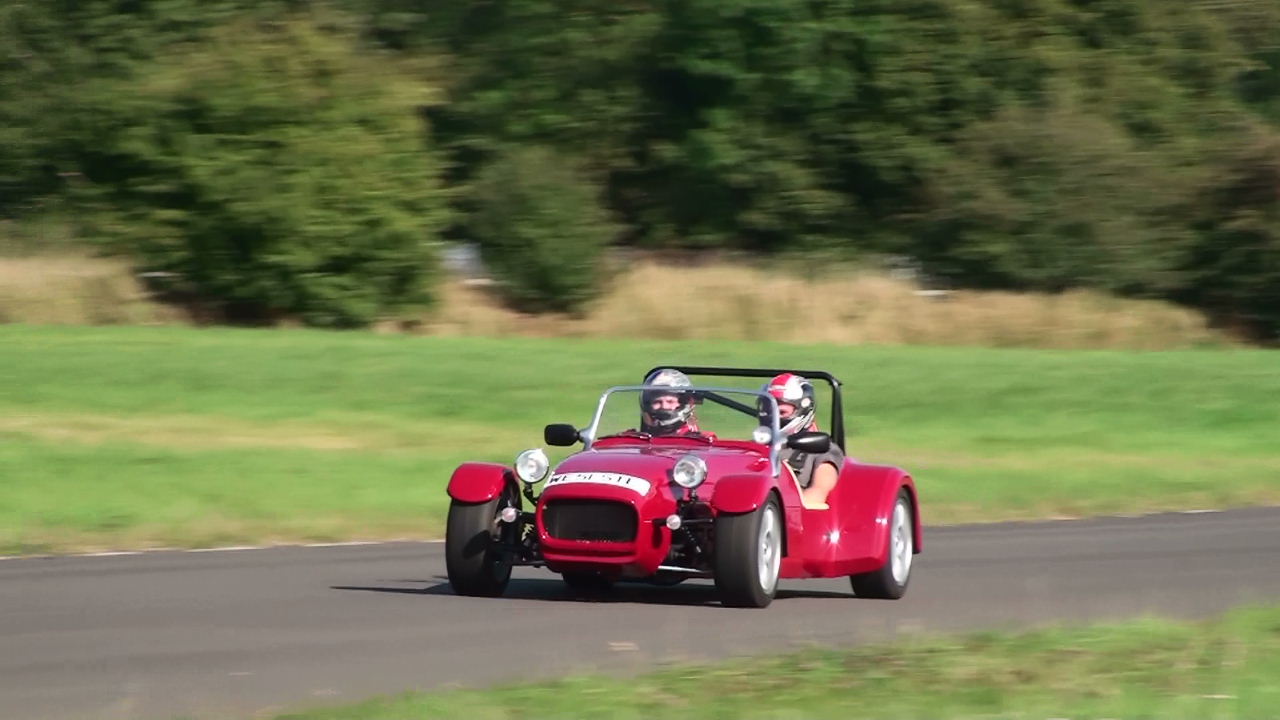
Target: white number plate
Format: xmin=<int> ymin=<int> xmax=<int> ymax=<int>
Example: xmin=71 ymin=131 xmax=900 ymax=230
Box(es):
xmin=545 ymin=472 xmax=652 ymax=495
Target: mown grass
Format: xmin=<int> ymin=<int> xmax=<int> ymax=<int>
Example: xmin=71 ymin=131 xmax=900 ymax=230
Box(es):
xmin=274 ymin=605 xmax=1280 ymax=719
xmin=1 ymin=325 xmax=1276 ymax=553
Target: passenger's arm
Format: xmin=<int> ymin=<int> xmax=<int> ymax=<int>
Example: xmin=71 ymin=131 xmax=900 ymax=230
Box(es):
xmin=801 ymin=461 xmax=839 ymax=510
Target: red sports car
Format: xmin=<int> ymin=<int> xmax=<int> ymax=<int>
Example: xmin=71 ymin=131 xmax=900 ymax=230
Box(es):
xmin=445 ymin=366 xmax=921 ymax=608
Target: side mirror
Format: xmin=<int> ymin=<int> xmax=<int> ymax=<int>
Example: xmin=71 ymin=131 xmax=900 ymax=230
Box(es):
xmin=786 ymin=431 xmax=831 ymax=454
xmin=544 ymin=423 xmax=581 ymax=447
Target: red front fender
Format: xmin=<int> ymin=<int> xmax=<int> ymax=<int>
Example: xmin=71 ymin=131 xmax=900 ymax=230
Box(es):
xmin=710 ymin=473 xmax=774 ymax=514
xmin=447 ymin=462 xmax=513 ymax=503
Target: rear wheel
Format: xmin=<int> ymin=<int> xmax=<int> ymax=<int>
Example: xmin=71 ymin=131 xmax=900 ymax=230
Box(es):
xmin=445 ymin=485 xmax=519 ymax=597
xmin=850 ymin=489 xmax=914 ymax=599
xmin=714 ymin=494 xmax=783 ymax=608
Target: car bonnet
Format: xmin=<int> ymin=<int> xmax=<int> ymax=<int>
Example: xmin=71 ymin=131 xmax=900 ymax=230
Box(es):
xmin=545 ymin=444 xmax=770 ymax=500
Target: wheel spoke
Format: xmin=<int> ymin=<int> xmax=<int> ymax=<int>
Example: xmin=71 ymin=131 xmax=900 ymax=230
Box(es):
xmin=890 ymin=500 xmax=912 ymax=584
xmin=756 ymin=504 xmax=781 ymax=594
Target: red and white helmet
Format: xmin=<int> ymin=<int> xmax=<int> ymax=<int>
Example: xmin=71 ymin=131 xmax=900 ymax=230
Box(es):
xmin=640 ymin=368 xmax=696 ymax=435
xmin=763 ymin=372 xmax=816 ymax=436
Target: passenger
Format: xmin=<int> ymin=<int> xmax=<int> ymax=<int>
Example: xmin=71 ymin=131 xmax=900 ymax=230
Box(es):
xmin=764 ymin=373 xmax=844 ymax=510
xmin=639 ymin=368 xmax=702 ymax=437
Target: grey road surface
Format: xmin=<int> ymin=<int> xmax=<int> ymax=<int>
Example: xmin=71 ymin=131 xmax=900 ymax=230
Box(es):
xmin=3 ymin=507 xmax=1279 ymax=720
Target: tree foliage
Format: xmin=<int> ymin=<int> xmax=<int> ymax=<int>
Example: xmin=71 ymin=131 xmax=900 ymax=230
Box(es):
xmin=423 ymin=0 xmax=1280 ymax=337
xmin=470 ymin=147 xmax=617 ymax=313
xmin=2 ymin=0 xmax=1279 ymax=336
xmin=80 ymin=13 xmax=449 ymax=327
xmin=914 ymin=104 xmax=1196 ymax=295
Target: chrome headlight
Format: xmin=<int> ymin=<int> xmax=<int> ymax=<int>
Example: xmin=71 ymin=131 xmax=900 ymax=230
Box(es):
xmin=672 ymin=454 xmax=708 ymax=490
xmin=514 ymin=448 xmax=550 ymax=484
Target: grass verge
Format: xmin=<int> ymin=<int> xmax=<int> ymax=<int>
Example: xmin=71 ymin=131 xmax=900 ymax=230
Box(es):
xmin=274 ymin=605 xmax=1280 ymax=719
xmin=1 ymin=251 xmax=1229 ymax=349
xmin=426 ymin=260 xmax=1229 ymax=350
xmin=1 ymin=325 xmax=1277 ymax=553
xmin=0 ymin=254 xmax=182 ymax=326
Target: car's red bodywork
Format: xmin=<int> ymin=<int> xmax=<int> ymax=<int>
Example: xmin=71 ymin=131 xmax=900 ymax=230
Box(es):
xmin=447 ymin=434 xmax=921 ymax=581
xmin=446 ymin=462 xmax=511 ymax=504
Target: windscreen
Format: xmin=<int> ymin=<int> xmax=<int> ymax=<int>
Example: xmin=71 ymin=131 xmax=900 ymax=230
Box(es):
xmin=590 ymin=387 xmax=778 ymax=444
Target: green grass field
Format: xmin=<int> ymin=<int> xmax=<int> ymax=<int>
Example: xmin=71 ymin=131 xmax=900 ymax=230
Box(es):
xmin=275 ymin=605 xmax=1280 ymax=719
xmin=2 ymin=324 xmax=1277 ymax=553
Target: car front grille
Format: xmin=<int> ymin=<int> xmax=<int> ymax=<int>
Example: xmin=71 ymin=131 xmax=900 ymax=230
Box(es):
xmin=542 ymin=499 xmax=637 ymax=542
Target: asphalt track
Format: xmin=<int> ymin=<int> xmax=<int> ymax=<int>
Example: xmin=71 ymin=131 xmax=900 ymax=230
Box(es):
xmin=3 ymin=507 xmax=1279 ymax=720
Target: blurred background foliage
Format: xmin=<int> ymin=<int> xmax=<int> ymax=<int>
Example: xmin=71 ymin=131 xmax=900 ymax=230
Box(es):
xmin=468 ymin=146 xmax=617 ymax=313
xmin=1 ymin=0 xmax=1277 ymax=337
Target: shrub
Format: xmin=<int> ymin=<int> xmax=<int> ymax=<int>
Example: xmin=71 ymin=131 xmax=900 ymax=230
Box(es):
xmin=468 ymin=147 xmax=617 ymax=313
xmin=1178 ymin=123 xmax=1280 ymax=340
xmin=913 ymin=105 xmax=1196 ymax=297
xmin=80 ymin=14 xmax=450 ymax=328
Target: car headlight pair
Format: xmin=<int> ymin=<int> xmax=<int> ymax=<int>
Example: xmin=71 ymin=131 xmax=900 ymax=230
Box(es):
xmin=515 ymin=449 xmax=706 ymax=490
xmin=514 ymin=448 xmax=550 ymax=484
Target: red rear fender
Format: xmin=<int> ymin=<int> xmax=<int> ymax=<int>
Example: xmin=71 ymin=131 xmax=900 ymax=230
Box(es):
xmin=447 ymin=462 xmax=513 ymax=503
xmin=829 ymin=464 xmax=922 ymax=563
xmin=902 ymin=479 xmax=923 ymax=551
xmin=710 ymin=473 xmax=774 ymax=514
xmin=865 ymin=468 xmax=923 ymax=553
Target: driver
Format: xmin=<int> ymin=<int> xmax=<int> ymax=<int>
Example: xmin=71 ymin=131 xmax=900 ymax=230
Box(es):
xmin=764 ymin=372 xmax=843 ymax=510
xmin=640 ymin=368 xmax=702 ymax=437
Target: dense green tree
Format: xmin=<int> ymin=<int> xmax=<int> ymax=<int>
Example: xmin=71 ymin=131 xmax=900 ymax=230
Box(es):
xmin=1179 ymin=121 xmax=1280 ymax=338
xmin=469 ymin=147 xmax=618 ymax=313
xmin=82 ymin=14 xmax=450 ymax=327
xmin=911 ymin=105 xmax=1197 ymax=294
xmin=1 ymin=0 xmax=289 ymax=215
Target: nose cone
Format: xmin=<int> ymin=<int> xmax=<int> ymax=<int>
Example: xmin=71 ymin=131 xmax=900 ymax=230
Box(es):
xmin=548 ymin=452 xmax=677 ymax=501
xmin=544 ymin=471 xmax=657 ymax=498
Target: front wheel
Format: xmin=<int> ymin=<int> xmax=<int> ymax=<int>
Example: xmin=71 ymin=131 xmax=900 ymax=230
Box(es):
xmin=714 ymin=494 xmax=783 ymax=608
xmin=445 ymin=485 xmax=518 ymax=597
xmin=850 ymin=488 xmax=914 ymax=599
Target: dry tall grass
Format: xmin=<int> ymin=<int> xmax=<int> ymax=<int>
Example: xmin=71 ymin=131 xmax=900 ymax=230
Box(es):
xmin=0 ymin=255 xmax=182 ymax=326
xmin=1 ymin=253 xmax=1227 ymax=348
xmin=423 ymin=260 xmax=1228 ymax=349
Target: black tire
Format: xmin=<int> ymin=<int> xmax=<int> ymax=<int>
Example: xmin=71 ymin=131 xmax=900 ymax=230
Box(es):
xmin=850 ymin=488 xmax=914 ymax=599
xmin=713 ymin=494 xmax=783 ymax=608
xmin=561 ymin=571 xmax=615 ymax=594
xmin=445 ymin=485 xmax=518 ymax=597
